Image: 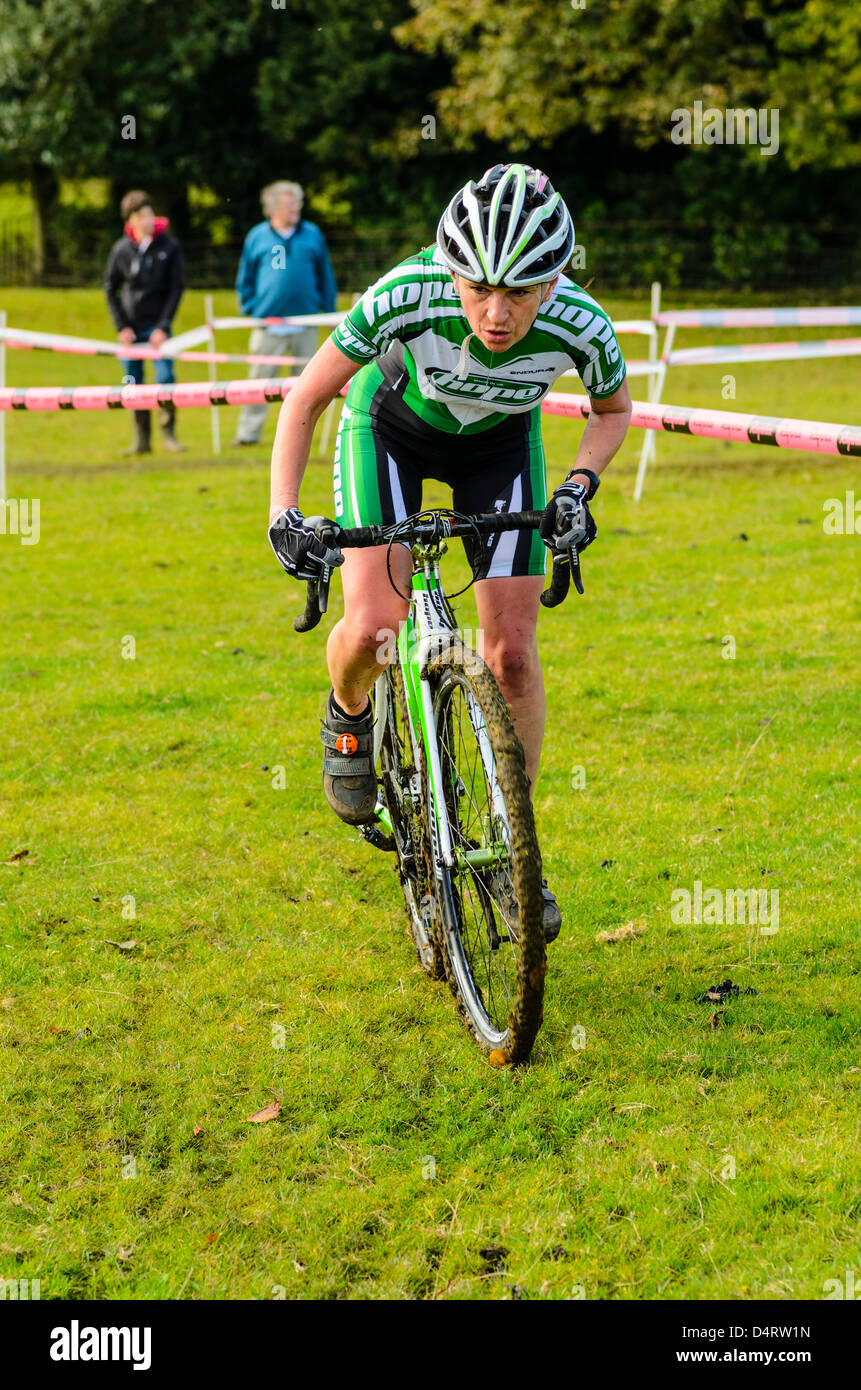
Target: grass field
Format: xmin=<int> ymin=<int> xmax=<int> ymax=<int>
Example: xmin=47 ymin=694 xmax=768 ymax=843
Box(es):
xmin=1 ymin=288 xmax=859 ymax=1301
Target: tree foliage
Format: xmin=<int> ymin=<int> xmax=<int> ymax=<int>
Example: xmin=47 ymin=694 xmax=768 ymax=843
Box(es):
xmin=0 ymin=0 xmax=858 ymax=287
xmin=395 ymin=0 xmax=861 ymax=171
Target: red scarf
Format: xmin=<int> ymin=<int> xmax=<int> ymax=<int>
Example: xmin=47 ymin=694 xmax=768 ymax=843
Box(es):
xmin=124 ymin=215 xmax=170 ymax=244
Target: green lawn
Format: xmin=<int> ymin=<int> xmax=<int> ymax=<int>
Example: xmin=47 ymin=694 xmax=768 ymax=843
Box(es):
xmin=1 ymin=289 xmax=859 ymax=1300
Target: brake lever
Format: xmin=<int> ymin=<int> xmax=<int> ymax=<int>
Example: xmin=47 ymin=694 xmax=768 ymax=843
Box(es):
xmin=316 ymin=561 xmax=332 ymax=615
xmin=539 ymin=543 xmax=585 ymax=608
xmin=293 ymin=519 xmax=340 ymax=633
xmin=313 ymin=519 xmax=340 ymax=617
xmin=569 ymin=545 xmax=585 ymax=595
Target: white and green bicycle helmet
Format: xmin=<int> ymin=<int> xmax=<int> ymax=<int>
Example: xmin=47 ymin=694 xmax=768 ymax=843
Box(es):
xmin=436 ymin=163 xmax=575 ymax=288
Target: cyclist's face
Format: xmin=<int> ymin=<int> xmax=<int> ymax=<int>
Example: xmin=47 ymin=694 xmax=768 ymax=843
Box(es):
xmin=453 ymin=275 xmax=558 ymax=352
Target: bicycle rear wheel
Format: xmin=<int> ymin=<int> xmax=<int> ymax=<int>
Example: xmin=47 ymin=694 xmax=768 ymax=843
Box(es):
xmin=378 ymin=662 xmax=446 ymax=979
xmin=427 ymin=641 xmax=546 ymax=1064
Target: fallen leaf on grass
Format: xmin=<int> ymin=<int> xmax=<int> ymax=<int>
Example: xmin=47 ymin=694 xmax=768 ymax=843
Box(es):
xmin=117 ymin=1246 xmax=135 ymax=1262
xmin=596 ymin=922 xmax=646 ymax=945
xmin=6 ymin=848 xmax=29 ymax=862
xmin=193 ymin=1124 xmax=204 ymax=1137
xmin=247 ymin=1100 xmax=282 ymax=1124
xmin=709 ymin=1012 xmax=727 ymax=1030
xmin=104 ymin=939 xmax=138 ymax=952
xmin=203 ymin=1233 xmax=218 ymax=1247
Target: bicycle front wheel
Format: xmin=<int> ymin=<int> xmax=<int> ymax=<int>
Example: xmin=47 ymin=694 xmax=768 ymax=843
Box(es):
xmin=427 ymin=642 xmax=546 ymax=1064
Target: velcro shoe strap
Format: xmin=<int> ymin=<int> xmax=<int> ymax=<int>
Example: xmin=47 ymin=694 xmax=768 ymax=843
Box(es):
xmin=320 ymin=725 xmax=372 ymax=752
xmin=322 ymin=753 xmax=372 ymax=776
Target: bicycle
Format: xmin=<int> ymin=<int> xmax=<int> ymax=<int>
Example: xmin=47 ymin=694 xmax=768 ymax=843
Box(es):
xmin=293 ymin=509 xmax=579 ymax=1065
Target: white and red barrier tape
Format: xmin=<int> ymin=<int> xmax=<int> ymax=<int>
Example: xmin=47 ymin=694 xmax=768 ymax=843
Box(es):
xmin=0 ymin=378 xmax=297 ymax=412
xmin=655 ymin=307 xmax=861 ymax=328
xmin=0 ymin=325 xmax=304 ymax=368
xmin=208 ymin=313 xmax=344 ymax=330
xmin=665 ymin=337 xmax=861 ymax=367
xmin=1 ymin=377 xmax=858 ymax=456
xmin=542 ymin=391 xmax=861 ymax=456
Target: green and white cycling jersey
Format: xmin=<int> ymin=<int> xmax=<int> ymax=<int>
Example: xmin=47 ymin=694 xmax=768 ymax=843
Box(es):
xmin=331 ymin=245 xmax=626 ymax=437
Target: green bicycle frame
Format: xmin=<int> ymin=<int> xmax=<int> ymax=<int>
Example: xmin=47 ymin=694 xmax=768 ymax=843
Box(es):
xmin=372 ymin=546 xmax=510 ymax=878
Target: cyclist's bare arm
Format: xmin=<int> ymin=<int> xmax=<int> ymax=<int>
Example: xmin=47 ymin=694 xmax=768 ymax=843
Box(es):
xmin=269 ymin=338 xmax=360 ymax=522
xmin=568 ymin=380 xmax=632 ymax=488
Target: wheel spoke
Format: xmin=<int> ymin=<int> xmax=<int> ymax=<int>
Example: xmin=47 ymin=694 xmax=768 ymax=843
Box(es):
xmin=437 ymin=679 xmax=522 ymax=1037
xmin=379 ymin=668 xmax=440 ymax=976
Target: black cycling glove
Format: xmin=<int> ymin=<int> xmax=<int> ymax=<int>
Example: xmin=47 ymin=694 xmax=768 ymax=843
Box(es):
xmin=268 ymin=507 xmax=344 ymax=581
xmin=539 ymin=470 xmax=599 ymax=557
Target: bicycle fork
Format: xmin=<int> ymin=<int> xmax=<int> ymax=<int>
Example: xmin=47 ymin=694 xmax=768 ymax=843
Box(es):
xmin=380 ymin=564 xmax=510 ymax=881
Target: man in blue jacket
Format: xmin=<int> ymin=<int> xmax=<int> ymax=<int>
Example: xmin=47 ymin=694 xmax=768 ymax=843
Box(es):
xmin=232 ymin=181 xmax=337 ymax=447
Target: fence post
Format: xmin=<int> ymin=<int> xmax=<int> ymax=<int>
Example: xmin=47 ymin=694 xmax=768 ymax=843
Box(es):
xmin=205 ymin=294 xmax=220 ymax=455
xmin=0 ymin=309 xmax=6 ymax=499
xmin=634 ymin=320 xmax=674 ymax=502
xmin=633 ymin=281 xmax=661 ymax=501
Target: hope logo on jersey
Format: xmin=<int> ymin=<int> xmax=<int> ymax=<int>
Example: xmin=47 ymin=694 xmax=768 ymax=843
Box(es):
xmin=332 ymin=246 xmax=628 ymax=435
xmin=336 ymin=321 xmax=378 ymax=360
xmin=424 ymin=367 xmax=546 ymax=406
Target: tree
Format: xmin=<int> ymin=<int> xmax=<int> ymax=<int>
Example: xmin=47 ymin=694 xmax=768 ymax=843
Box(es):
xmin=394 ymin=0 xmax=861 ymax=171
xmin=0 ymin=0 xmax=455 ymax=276
xmin=0 ymin=0 xmax=125 ymax=273
xmin=0 ymin=0 xmax=274 ymax=272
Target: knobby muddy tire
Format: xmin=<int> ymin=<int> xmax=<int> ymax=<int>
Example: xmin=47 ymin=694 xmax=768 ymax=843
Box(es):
xmin=379 ymin=663 xmax=446 ymax=981
xmin=427 ymin=641 xmax=546 ymax=1065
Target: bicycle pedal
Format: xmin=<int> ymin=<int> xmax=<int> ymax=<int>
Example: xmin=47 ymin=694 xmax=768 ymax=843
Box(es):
xmin=358 ymin=823 xmax=396 ymax=852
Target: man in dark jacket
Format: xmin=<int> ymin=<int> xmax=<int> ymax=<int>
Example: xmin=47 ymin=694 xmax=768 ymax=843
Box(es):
xmin=104 ymin=189 xmax=186 ymax=455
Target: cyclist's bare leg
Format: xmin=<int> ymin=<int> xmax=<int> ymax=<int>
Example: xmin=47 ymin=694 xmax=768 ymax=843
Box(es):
xmin=326 ymin=545 xmax=411 ymax=715
xmin=474 ymin=575 xmax=545 ymax=791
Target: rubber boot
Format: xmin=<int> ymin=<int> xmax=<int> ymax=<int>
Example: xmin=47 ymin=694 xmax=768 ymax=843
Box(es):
xmin=121 ymin=411 xmax=152 ymax=456
xmin=159 ymin=400 xmax=186 ymax=452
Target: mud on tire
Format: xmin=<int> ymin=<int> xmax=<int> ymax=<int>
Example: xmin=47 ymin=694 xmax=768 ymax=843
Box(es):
xmin=427 ymin=640 xmax=546 ymax=1064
